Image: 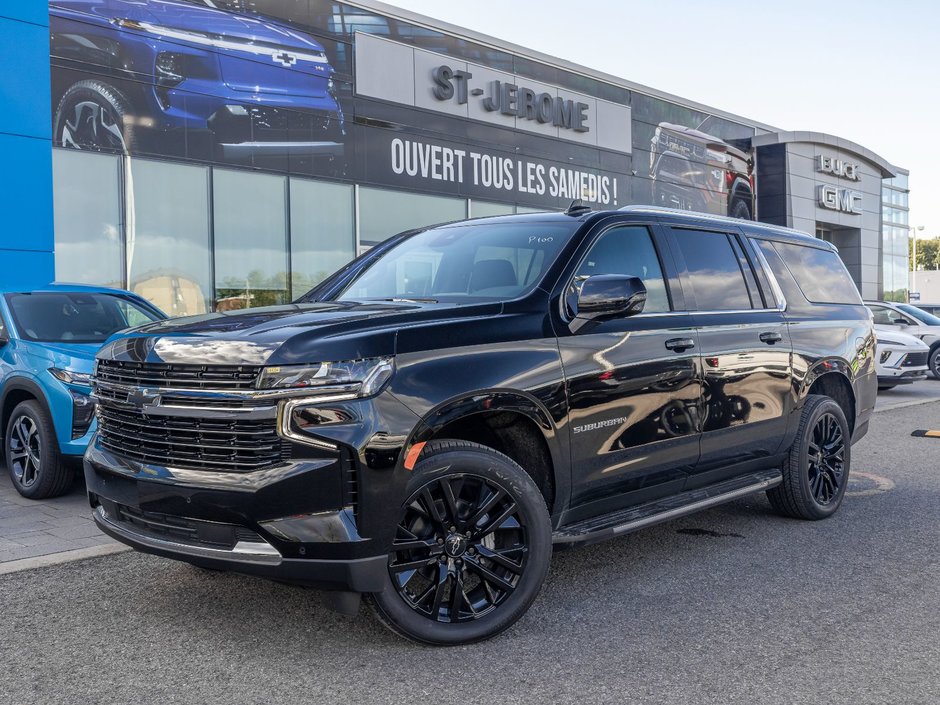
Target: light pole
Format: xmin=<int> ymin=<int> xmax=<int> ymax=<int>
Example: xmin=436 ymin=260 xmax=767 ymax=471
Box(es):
xmin=911 ymin=225 xmax=926 ymax=298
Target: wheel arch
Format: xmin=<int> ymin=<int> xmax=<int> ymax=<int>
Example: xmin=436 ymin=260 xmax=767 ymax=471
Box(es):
xmin=405 ymin=390 xmax=567 ymax=518
xmin=804 ymin=364 xmax=857 ymax=434
xmin=1 ymin=377 xmax=52 ymax=453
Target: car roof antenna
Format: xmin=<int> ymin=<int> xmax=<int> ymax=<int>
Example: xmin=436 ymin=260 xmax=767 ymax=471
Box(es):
xmin=564 ymin=199 xmax=591 ymax=217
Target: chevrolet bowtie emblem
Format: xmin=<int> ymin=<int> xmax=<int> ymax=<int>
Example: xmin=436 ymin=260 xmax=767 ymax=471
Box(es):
xmin=127 ymin=388 xmax=161 ymax=409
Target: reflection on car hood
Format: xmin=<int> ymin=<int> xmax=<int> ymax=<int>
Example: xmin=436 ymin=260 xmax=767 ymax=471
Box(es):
xmin=98 ymin=300 xmax=503 ymax=366
xmin=20 ymin=340 xmax=102 ymax=371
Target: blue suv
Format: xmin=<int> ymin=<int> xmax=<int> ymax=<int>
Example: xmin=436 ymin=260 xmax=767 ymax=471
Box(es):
xmin=50 ymin=0 xmax=345 ymax=164
xmin=0 ymin=285 xmax=165 ymax=499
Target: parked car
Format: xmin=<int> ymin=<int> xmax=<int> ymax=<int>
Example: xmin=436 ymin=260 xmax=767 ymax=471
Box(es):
xmin=866 ymin=300 xmax=940 ymax=378
xmin=86 ymin=206 xmax=875 ymax=645
xmin=0 ymin=285 xmax=166 ymax=499
xmin=873 ymin=328 xmax=929 ymax=390
xmin=49 ymin=0 xmax=345 ymax=166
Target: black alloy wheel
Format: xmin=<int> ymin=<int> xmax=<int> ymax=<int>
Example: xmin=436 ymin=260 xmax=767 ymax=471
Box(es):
xmin=767 ymin=395 xmax=851 ymax=520
xmin=9 ymin=414 xmax=42 ymax=490
xmin=368 ymin=440 xmax=551 ymax=645
xmin=806 ymin=412 xmax=845 ymax=506
xmin=389 ymin=473 xmax=528 ymax=623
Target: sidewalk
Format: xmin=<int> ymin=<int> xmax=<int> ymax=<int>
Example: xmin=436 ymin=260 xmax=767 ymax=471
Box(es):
xmin=0 ymin=465 xmax=126 ymax=572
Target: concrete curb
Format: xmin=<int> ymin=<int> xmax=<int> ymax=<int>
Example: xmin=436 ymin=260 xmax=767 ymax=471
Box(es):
xmin=873 ymin=396 xmax=940 ymax=414
xmin=0 ymin=543 xmax=131 ymax=576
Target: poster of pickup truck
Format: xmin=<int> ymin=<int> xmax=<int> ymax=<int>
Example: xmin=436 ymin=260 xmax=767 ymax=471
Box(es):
xmin=648 ymin=116 xmax=755 ymax=220
xmin=49 ymin=0 xmax=346 ymax=172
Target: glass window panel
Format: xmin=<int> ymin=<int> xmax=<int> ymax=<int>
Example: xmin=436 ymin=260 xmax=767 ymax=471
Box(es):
xmin=576 ymin=226 xmax=670 ymax=312
xmin=126 ymin=159 xmax=211 ymax=317
xmin=771 ymin=241 xmax=862 ymax=305
xmin=52 ymin=149 xmax=123 ymax=288
xmin=289 ymin=179 xmax=355 ymax=300
xmin=515 ymin=206 xmax=547 ymax=214
xmin=671 ymin=229 xmax=753 ymax=310
xmin=471 ymin=201 xmax=514 ymax=219
xmin=358 ymin=187 xmax=466 ymax=244
xmin=213 ymin=169 xmax=289 ymax=310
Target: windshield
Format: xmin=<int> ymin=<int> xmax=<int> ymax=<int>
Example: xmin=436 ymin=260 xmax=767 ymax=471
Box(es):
xmin=336 ymin=221 xmax=578 ymax=303
xmin=897 ymin=303 xmax=940 ymax=326
xmin=6 ymin=293 xmax=163 ymax=344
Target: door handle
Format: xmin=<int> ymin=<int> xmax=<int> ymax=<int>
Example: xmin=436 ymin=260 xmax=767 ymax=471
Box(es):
xmin=665 ymin=337 xmax=695 ymax=352
xmin=759 ymin=331 xmax=783 ymax=345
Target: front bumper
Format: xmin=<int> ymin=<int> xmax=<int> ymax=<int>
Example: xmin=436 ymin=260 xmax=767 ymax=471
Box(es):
xmin=877 ymin=370 xmax=928 ymax=386
xmin=83 ymin=441 xmax=387 ymax=592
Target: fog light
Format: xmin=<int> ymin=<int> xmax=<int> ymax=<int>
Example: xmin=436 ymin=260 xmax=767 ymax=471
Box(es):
xmin=880 ymin=350 xmax=891 ymax=364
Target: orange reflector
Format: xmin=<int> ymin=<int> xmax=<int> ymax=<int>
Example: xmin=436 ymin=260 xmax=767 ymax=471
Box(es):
xmin=404 ymin=442 xmax=426 ymax=471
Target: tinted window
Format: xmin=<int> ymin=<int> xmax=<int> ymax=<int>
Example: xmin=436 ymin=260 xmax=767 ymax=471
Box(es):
xmin=576 ymin=226 xmax=670 ymax=313
xmin=897 ymin=303 xmax=940 ymax=326
xmin=0 ymin=313 xmax=7 ymax=340
xmin=337 ymin=222 xmax=577 ymax=302
xmin=671 ymin=229 xmax=753 ymax=311
xmin=5 ymin=293 xmax=163 ymax=344
xmin=770 ymin=242 xmax=862 ymax=305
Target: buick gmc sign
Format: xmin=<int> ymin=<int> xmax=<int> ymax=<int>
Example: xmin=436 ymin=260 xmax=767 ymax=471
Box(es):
xmin=355 ymin=33 xmax=632 ymax=154
xmin=432 ymin=65 xmax=591 ymax=133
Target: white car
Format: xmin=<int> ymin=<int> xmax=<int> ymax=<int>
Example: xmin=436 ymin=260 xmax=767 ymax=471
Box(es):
xmin=866 ymin=301 xmax=940 ymax=378
xmin=874 ymin=328 xmax=930 ymax=390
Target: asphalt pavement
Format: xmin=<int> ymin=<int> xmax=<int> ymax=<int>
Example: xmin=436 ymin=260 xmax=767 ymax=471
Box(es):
xmin=1 ymin=401 xmax=939 ymax=705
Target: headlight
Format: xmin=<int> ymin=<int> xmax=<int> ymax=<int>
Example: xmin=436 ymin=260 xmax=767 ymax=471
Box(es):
xmin=49 ymin=368 xmax=94 ymax=387
xmin=256 ymin=357 xmax=394 ymax=396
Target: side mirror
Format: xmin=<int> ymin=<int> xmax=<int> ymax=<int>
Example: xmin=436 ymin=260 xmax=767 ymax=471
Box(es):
xmin=575 ymin=275 xmax=647 ymax=321
xmin=893 ymin=317 xmax=909 ymax=326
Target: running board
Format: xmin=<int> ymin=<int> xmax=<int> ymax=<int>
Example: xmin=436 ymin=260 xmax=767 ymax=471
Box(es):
xmin=552 ymin=469 xmax=782 ymax=546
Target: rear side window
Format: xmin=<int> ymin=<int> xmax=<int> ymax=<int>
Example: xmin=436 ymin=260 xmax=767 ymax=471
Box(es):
xmin=768 ymin=241 xmax=862 ymax=305
xmin=671 ymin=229 xmax=754 ymax=311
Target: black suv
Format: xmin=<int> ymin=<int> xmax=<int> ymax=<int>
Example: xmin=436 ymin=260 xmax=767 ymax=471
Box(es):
xmin=85 ymin=206 xmax=876 ymax=645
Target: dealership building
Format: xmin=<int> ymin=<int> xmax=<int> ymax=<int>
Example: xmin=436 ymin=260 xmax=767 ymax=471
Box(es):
xmin=2 ymin=0 xmax=910 ymax=315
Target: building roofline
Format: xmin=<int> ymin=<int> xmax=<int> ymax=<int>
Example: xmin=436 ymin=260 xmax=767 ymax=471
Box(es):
xmin=751 ymin=131 xmax=897 ymax=178
xmin=343 ymin=0 xmax=781 ymax=134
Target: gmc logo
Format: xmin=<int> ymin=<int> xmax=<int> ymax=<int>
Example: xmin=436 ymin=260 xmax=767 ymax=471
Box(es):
xmin=817 ymin=184 xmax=862 ymax=215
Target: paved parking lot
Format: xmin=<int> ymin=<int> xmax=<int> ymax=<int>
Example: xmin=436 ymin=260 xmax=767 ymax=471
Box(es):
xmin=0 ymin=463 xmax=125 ymax=572
xmin=1 ymin=399 xmax=939 ymax=704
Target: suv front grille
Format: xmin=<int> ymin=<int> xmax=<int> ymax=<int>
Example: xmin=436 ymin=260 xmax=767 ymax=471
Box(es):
xmin=96 ymin=359 xmax=261 ymax=390
xmin=901 ymin=352 xmax=929 ymax=367
xmin=96 ymin=404 xmax=289 ymax=472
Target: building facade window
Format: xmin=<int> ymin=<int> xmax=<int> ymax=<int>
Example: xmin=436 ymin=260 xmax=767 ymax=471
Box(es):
xmin=358 ymin=187 xmax=467 ymax=245
xmin=127 ymin=159 xmax=212 ymax=317
xmin=52 ymin=150 xmax=123 ymax=288
xmin=213 ymin=169 xmax=289 ymax=310
xmin=882 ymin=176 xmax=911 ymax=302
xmin=289 ymin=179 xmax=355 ymax=300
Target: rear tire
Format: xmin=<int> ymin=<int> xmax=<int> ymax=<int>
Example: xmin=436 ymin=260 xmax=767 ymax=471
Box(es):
xmin=767 ymin=395 xmax=850 ymax=520
xmin=367 ymin=440 xmax=551 ymax=645
xmin=730 ymin=197 xmax=752 ymax=220
xmin=5 ymin=400 xmax=71 ymax=500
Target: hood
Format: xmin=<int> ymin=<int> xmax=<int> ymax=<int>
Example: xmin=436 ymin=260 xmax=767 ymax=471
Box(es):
xmin=874 ymin=326 xmax=931 ymax=350
xmin=98 ymin=300 xmax=504 ymax=367
xmin=20 ymin=340 xmax=102 ymax=372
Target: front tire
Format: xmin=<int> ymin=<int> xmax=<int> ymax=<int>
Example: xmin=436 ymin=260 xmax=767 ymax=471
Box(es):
xmin=5 ymin=400 xmax=71 ymax=500
xmin=368 ymin=440 xmax=552 ymax=645
xmin=767 ymin=395 xmax=850 ymax=520
xmin=53 ymin=79 xmax=135 ymax=153
xmin=929 ymin=343 xmax=940 ymax=380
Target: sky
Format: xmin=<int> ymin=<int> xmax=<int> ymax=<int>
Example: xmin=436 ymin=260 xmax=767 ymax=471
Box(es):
xmin=388 ymin=0 xmax=939 ymax=237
